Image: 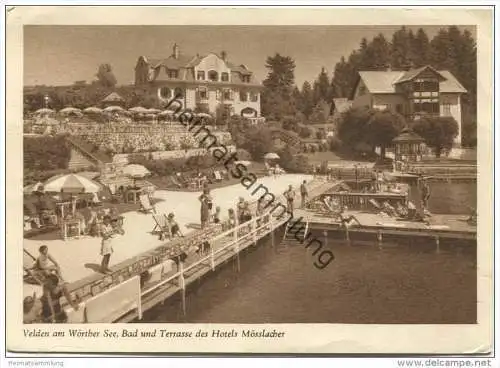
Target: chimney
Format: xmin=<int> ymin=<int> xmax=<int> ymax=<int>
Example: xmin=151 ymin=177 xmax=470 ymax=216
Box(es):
xmin=173 ymin=43 xmax=180 ymax=59
xmin=221 ymin=50 xmax=227 ymax=61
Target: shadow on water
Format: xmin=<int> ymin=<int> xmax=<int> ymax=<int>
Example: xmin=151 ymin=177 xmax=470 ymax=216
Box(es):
xmin=141 ymin=234 xmax=476 ymax=324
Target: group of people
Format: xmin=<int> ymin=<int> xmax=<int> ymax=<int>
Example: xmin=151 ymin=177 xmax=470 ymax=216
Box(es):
xmin=24 ymin=245 xmax=80 ymax=324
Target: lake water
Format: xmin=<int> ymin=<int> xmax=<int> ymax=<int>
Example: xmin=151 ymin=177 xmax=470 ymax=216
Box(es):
xmin=142 ymin=181 xmax=477 ymax=324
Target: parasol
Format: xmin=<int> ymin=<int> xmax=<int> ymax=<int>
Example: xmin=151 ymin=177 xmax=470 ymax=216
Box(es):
xmin=264 ymin=152 xmax=280 ymax=160
xmin=44 ymin=173 xmax=101 ymax=193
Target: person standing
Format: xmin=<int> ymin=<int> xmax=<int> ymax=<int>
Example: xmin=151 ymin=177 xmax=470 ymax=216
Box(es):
xmin=198 ymin=188 xmax=212 ymax=229
xmin=284 ymin=185 xmax=296 ymax=217
xmin=236 ymin=197 xmax=246 ymax=225
xmin=421 ymin=179 xmax=431 ymax=211
xmin=300 ymin=180 xmax=308 ymax=208
xmin=100 ymin=216 xmax=115 ymax=274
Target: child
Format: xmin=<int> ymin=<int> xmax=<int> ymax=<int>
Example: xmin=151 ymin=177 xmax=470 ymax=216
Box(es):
xmin=167 ymin=213 xmax=183 ymax=237
xmin=212 ymin=206 xmax=221 ymax=224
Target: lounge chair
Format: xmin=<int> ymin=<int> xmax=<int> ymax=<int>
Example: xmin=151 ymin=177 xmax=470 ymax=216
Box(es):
xmin=152 ymin=214 xmax=171 ymax=240
xmin=139 ymin=194 xmax=155 ymax=213
xmin=368 ymin=199 xmax=383 ymax=212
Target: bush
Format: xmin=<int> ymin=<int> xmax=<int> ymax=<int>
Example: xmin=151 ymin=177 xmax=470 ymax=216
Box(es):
xmin=298 ymin=126 xmax=312 ymax=138
xmin=236 ymin=148 xmax=252 ymax=161
xmin=277 ymin=147 xmax=310 ymax=173
xmin=328 ymin=137 xmax=342 ymax=151
xmin=24 ymin=135 xmax=71 ymax=172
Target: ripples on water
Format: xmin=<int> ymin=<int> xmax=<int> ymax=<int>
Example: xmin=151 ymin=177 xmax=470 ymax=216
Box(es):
xmin=142 ymin=181 xmax=477 ymax=324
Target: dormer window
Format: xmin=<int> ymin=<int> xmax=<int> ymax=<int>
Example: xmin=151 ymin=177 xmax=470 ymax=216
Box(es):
xmin=197 ymin=71 xmax=205 ymax=80
xmin=221 ymin=72 xmax=229 ymax=82
xmin=208 ymin=70 xmax=218 ymax=82
xmin=168 ymin=69 xmax=179 ymax=79
xmin=242 ymin=75 xmax=251 ymax=83
xmin=358 ymin=85 xmax=366 ymax=96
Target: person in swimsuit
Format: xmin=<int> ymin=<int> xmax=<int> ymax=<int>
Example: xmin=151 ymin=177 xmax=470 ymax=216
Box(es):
xmin=40 ymin=274 xmax=79 ymax=323
xmin=284 ymin=185 xmax=296 ymax=217
xmin=339 ymin=206 xmax=362 ymax=228
xmin=236 ymin=197 xmax=246 ymax=224
xmin=35 ymin=245 xmax=62 ymax=279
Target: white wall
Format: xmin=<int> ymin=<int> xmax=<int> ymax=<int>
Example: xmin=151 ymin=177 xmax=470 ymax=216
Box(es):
xmin=440 ymin=93 xmax=462 ymax=144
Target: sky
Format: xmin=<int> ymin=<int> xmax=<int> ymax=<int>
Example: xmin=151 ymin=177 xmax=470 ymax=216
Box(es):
xmin=23 ymin=25 xmax=475 ymax=87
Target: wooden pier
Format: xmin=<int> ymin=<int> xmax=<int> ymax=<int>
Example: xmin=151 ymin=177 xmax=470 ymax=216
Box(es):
xmin=56 ymin=178 xmax=475 ymax=324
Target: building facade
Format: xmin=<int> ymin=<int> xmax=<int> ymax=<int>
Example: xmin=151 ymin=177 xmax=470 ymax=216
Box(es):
xmin=135 ymin=44 xmax=263 ymax=118
xmin=351 ymin=65 xmax=467 ymax=144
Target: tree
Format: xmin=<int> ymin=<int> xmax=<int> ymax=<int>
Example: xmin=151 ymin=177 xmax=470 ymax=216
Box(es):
xmin=309 ymin=100 xmax=330 ymax=125
xmin=215 ymin=103 xmax=231 ymax=126
xmin=412 ymin=28 xmax=431 ymax=67
xmin=298 ymin=126 xmax=312 ymax=139
xmin=282 ymin=115 xmax=300 ymax=132
xmin=412 ymin=116 xmax=459 ymax=157
xmin=336 ymin=106 xmax=372 ymax=148
xmin=365 ymin=110 xmax=406 ymax=158
xmin=313 ymin=67 xmax=332 ymax=106
xmin=96 ymin=63 xmax=117 ymax=88
xmin=299 ymin=81 xmax=314 ymax=118
xmin=391 ymin=26 xmax=413 ymax=70
xmin=241 ymin=126 xmax=275 ymax=161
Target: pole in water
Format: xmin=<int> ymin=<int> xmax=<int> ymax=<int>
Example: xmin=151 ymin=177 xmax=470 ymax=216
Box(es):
xmin=377 ymin=231 xmax=383 ymax=249
xmin=435 ymin=236 xmax=440 ymax=254
xmin=179 ymin=261 xmax=186 ymax=317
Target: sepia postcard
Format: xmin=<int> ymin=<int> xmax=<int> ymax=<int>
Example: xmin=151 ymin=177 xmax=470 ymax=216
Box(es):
xmin=5 ymin=6 xmax=494 ymax=354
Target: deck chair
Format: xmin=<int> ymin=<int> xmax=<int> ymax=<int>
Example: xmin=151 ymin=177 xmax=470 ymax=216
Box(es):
xmin=23 ymin=249 xmax=37 ymax=274
xmin=170 ymin=176 xmax=182 ymax=189
xmin=152 ymin=214 xmax=171 ymax=240
xmin=368 ymin=199 xmax=383 ymax=212
xmin=139 ymin=194 xmax=155 ymax=213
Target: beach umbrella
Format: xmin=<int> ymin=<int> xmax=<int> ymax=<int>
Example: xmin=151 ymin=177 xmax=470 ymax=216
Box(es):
xmin=264 ymin=152 xmax=280 ymax=160
xmin=23 ymin=182 xmax=44 ymax=195
xmin=129 ymin=106 xmax=148 ymax=114
xmin=196 ymin=113 xmax=212 ymax=118
xmin=103 ymin=105 xmax=124 ymax=113
xmin=123 ymin=164 xmax=150 ymax=178
xmin=59 ymin=107 xmax=82 ymax=115
xmin=44 ymin=173 xmax=101 ymax=194
xmin=34 ymin=108 xmax=54 ymax=115
xmin=34 ymin=116 xmax=60 ymax=126
xmin=234 ymin=160 xmax=251 ymax=167
xmin=83 ymin=107 xmax=103 ymax=114
xmin=158 ymin=110 xmax=175 ymax=116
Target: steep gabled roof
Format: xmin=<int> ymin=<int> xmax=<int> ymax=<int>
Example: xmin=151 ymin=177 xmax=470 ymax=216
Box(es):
xmin=395 ymin=65 xmax=446 ymax=84
xmin=357 ymin=68 xmax=467 ymax=95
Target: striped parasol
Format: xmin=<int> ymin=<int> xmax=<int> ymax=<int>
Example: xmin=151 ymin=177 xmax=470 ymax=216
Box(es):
xmin=44 ymin=173 xmax=101 ymax=193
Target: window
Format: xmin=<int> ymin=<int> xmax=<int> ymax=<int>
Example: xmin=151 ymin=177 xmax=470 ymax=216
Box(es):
xmin=239 ymin=91 xmax=248 ymax=102
xmin=250 ymin=91 xmax=258 ymax=102
xmin=168 ymin=70 xmax=179 ymax=79
xmin=221 ymin=72 xmax=229 ymax=82
xmin=159 ymin=87 xmax=172 ymax=99
xmin=396 ymin=104 xmax=403 ymax=114
xmin=413 ymin=79 xmax=439 ymax=92
xmin=197 ymin=88 xmax=208 ymax=100
xmin=215 ymin=90 xmax=221 ymax=100
xmin=197 ymin=71 xmax=205 ymax=80
xmin=358 ymin=86 xmax=366 ymax=96
xmin=174 ymin=87 xmax=184 ymax=98
xmin=413 ymin=99 xmax=439 ymax=114
xmin=442 ymin=103 xmax=452 ymax=116
xmin=208 ymin=70 xmax=218 ymax=82
xmin=242 ymin=75 xmax=251 ymax=83
xmin=223 ymin=89 xmax=232 ymax=101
